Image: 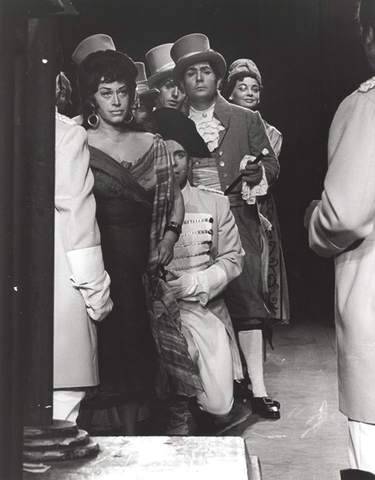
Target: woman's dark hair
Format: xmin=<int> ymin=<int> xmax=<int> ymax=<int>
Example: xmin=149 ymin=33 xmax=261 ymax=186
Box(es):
xmin=357 ymin=0 xmax=375 ymax=42
xmin=77 ymin=49 xmax=138 ymax=128
xmin=221 ymin=72 xmax=262 ymax=101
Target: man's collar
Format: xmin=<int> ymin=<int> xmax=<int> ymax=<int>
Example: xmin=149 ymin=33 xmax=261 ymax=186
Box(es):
xmin=183 ymin=93 xmax=231 ymax=128
xmin=181 ymin=181 xmax=193 ymax=205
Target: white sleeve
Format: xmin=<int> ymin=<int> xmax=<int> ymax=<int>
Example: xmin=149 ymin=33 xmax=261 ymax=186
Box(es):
xmin=309 ymin=92 xmax=375 ymax=257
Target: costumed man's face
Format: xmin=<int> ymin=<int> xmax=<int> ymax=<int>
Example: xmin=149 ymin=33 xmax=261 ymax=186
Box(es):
xmin=94 ymin=81 xmax=131 ymax=125
xmin=181 ymin=62 xmax=219 ymax=104
xmin=166 ymin=139 xmax=189 ymax=189
xmin=231 ymin=76 xmax=261 ymax=111
xmin=156 ymin=76 xmax=186 ymax=109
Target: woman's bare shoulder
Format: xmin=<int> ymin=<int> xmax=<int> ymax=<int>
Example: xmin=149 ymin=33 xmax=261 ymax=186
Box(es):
xmin=129 ymin=131 xmax=155 ymax=148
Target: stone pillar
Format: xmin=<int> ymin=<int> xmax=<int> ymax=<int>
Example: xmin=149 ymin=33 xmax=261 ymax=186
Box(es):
xmin=0 ymin=1 xmax=25 ymax=478
xmin=22 ymin=16 xmax=57 ymax=427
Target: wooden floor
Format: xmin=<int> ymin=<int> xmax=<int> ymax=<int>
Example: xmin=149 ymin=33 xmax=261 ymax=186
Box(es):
xmin=23 ymin=315 xmax=348 ymax=479
xmin=224 ymin=317 xmax=348 ymax=480
xmin=76 ymin=311 xmax=349 ymax=480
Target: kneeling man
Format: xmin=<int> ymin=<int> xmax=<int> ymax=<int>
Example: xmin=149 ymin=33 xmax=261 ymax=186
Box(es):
xmin=153 ymin=108 xmax=246 ymax=434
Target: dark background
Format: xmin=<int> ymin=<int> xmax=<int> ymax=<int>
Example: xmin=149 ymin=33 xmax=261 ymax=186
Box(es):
xmin=58 ymin=0 xmax=372 ymax=326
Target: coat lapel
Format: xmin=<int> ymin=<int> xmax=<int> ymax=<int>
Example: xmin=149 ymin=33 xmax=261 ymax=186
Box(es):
xmin=214 ymin=94 xmax=231 ymax=149
xmin=183 ymin=93 xmax=231 ymax=151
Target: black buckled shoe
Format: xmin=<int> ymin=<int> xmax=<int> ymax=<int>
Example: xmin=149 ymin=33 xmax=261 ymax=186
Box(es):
xmin=251 ymin=396 xmax=281 ymax=419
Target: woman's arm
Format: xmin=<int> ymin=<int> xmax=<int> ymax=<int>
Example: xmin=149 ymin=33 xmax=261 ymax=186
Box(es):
xmin=157 ymin=177 xmax=185 ymax=266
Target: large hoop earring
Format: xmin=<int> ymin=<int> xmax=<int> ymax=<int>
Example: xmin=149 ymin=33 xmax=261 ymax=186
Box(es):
xmin=88 ymin=113 xmax=99 ymax=128
xmin=124 ymin=111 xmax=134 ymax=124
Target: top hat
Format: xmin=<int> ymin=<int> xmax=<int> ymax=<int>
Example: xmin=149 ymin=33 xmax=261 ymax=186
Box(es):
xmin=72 ymin=34 xmax=116 ymax=66
xmin=145 ymin=43 xmax=176 ymax=89
xmin=171 ymin=33 xmax=226 ymax=85
xmin=135 ymin=62 xmax=160 ymax=101
xmin=227 ymin=58 xmax=262 ymax=87
xmin=152 ymin=107 xmax=211 ymax=158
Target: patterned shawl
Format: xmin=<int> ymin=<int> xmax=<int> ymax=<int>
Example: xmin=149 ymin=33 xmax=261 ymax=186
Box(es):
xmin=138 ymin=135 xmax=203 ymax=398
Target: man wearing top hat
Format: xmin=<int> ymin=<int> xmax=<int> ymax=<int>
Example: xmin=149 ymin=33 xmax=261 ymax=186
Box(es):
xmin=146 ymin=43 xmax=186 ymax=110
xmin=134 ymin=61 xmax=159 ymax=105
xmin=133 ymin=61 xmax=160 ymax=132
xmin=170 ymin=33 xmax=281 ymax=418
xmin=153 ymin=107 xmax=247 ymax=435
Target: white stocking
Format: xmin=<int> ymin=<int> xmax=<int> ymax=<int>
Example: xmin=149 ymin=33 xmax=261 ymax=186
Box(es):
xmin=238 ymin=329 xmax=267 ymax=398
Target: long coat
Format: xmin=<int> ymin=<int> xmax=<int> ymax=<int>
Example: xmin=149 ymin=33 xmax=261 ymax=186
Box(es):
xmin=54 ymin=113 xmax=112 ymax=389
xmin=186 ymin=94 xmax=280 ymax=193
xmin=185 ymin=94 xmax=280 ymax=327
xmin=308 ymin=79 xmax=375 ymax=423
xmin=167 ymin=182 xmax=245 ymax=380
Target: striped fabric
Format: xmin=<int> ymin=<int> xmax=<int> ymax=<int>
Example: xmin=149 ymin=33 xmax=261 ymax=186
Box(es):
xmin=135 ymin=135 xmax=203 ymax=398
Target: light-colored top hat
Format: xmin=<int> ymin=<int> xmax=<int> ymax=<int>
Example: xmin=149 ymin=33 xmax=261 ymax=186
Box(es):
xmin=171 ymin=33 xmax=226 ymax=85
xmin=145 ymin=43 xmax=175 ymax=89
xmin=72 ymin=34 xmax=116 ymax=66
xmin=135 ymin=62 xmax=160 ymax=101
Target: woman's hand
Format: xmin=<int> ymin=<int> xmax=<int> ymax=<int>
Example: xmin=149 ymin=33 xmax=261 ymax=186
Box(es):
xmin=240 ymin=160 xmax=263 ymax=186
xmin=157 ymin=232 xmax=177 ymax=266
xmin=304 ymin=200 xmax=320 ymax=230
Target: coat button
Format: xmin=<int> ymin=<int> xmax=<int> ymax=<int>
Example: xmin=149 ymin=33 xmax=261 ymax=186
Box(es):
xmin=219 ymin=151 xmax=223 ymax=156
xmin=219 ymin=161 xmax=225 ymax=167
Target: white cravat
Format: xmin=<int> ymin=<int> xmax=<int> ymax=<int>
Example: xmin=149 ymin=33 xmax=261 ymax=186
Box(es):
xmin=189 ymin=104 xmax=225 ymax=152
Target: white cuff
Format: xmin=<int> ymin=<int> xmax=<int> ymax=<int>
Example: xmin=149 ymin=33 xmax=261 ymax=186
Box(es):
xmin=196 ymin=265 xmax=228 ymax=305
xmin=66 ymin=246 xmax=105 ymax=284
xmin=240 ymin=164 xmax=269 ymax=205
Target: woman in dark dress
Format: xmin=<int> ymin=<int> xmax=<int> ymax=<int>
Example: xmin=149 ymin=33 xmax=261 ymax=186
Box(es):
xmin=76 ymin=48 xmax=185 ymax=434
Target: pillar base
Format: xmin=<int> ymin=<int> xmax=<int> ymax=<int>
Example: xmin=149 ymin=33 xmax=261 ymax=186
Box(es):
xmin=23 ymin=420 xmax=99 ymax=462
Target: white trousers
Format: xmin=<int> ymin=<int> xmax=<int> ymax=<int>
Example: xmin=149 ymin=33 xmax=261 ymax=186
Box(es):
xmin=179 ymin=301 xmax=234 ymax=416
xmin=348 ymin=418 xmax=375 ymax=474
xmin=53 ymin=390 xmax=86 ymax=423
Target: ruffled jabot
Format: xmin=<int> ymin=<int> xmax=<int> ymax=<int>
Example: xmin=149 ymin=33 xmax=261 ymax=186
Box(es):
xmin=189 ymin=104 xmax=225 ymax=153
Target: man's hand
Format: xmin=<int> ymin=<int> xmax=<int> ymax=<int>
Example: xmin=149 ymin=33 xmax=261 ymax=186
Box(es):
xmin=240 ymin=159 xmax=263 ymax=186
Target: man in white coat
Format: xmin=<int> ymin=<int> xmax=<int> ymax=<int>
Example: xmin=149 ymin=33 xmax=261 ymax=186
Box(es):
xmin=305 ymin=1 xmax=375 ymax=478
xmin=153 ymin=107 xmax=247 ymax=435
xmin=54 ymin=109 xmax=113 ymax=423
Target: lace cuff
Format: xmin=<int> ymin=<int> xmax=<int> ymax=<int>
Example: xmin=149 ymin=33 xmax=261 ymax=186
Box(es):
xmin=239 ymin=156 xmax=268 ymax=205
